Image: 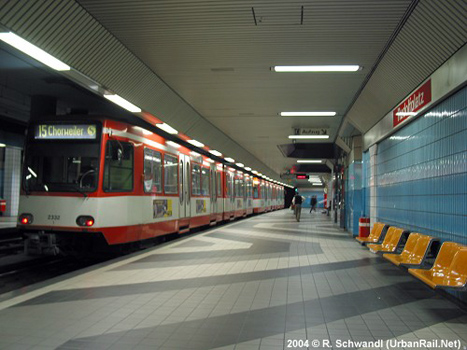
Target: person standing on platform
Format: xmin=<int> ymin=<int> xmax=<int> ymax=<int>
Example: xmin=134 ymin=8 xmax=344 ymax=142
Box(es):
xmin=292 ymin=192 xmax=304 ymax=222
xmin=310 ymin=195 xmax=317 ymax=213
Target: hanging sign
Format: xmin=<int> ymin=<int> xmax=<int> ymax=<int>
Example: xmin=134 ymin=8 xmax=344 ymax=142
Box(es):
xmin=296 ymin=128 xmax=329 ymax=135
xmin=393 ymin=79 xmax=432 ymax=127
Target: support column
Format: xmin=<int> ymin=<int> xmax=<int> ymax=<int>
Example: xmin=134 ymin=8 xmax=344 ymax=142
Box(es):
xmin=369 ymin=144 xmax=378 ymax=225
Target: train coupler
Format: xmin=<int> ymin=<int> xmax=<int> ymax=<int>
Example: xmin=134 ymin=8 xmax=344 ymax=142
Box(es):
xmin=24 ymin=232 xmax=60 ymax=256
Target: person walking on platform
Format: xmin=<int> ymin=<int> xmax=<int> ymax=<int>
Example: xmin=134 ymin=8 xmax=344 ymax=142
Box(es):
xmin=310 ymin=195 xmax=317 ymax=213
xmin=292 ymin=192 xmax=304 ymax=222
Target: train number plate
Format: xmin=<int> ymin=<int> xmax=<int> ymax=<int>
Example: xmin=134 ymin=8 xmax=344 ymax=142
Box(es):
xmin=47 ymin=215 xmax=60 ymax=221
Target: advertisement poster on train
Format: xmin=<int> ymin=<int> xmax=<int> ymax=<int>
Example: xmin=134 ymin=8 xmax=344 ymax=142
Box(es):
xmin=196 ymin=199 xmax=206 ymax=213
xmin=153 ymin=199 xmax=172 ymax=218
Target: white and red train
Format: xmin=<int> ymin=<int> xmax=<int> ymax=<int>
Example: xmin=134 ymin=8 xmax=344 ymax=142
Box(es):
xmin=18 ymin=117 xmax=284 ymax=254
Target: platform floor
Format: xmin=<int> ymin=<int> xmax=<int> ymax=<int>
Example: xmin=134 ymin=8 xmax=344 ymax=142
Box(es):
xmin=0 ymin=216 xmax=17 ymax=230
xmin=0 ymin=210 xmax=466 ymax=350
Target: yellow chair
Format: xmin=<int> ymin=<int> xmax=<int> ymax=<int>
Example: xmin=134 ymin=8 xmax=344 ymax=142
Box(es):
xmin=408 ymin=242 xmax=464 ymax=289
xmin=384 ymin=233 xmax=421 ymax=265
xmin=367 ymin=227 xmax=405 ymax=254
xmin=439 ymin=249 xmax=467 ymax=289
xmin=402 ymin=234 xmax=437 ymax=266
xmin=355 ymin=222 xmax=386 ymax=245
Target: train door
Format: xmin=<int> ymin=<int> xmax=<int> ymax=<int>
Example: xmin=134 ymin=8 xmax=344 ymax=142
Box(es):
xmin=179 ymin=154 xmax=191 ymax=221
xmin=210 ymin=164 xmax=216 ymax=221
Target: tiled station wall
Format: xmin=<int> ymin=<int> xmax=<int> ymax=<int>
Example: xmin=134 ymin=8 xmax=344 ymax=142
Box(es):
xmin=363 ymin=86 xmax=466 ymax=245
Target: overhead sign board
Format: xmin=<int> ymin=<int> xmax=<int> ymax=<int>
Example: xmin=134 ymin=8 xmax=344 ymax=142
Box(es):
xmin=296 ymin=128 xmax=329 ymax=135
xmin=35 ymin=124 xmax=97 ymax=140
xmin=393 ymin=79 xmax=432 ymax=127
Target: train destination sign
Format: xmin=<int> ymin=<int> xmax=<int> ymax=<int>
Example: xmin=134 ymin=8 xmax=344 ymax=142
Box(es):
xmin=35 ymin=124 xmax=97 ymax=140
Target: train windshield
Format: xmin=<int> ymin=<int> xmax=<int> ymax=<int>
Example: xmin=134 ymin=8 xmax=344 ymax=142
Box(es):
xmin=23 ymin=142 xmax=100 ymax=193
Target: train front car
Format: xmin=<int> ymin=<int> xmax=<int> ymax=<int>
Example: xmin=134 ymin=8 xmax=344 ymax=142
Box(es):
xmin=19 ymin=120 xmax=105 ymax=255
xmin=19 ymin=118 xmax=181 ymax=255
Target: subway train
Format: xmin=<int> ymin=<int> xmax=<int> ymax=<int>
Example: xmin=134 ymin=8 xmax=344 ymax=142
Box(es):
xmin=18 ymin=116 xmax=285 ymax=255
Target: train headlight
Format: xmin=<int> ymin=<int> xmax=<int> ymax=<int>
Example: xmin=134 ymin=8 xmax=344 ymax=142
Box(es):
xmin=76 ymin=216 xmax=95 ymax=227
xmin=19 ymin=213 xmax=34 ymax=225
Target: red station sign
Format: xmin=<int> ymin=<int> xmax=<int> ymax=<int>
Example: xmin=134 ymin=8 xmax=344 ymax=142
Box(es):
xmin=393 ymin=79 xmax=432 ymax=127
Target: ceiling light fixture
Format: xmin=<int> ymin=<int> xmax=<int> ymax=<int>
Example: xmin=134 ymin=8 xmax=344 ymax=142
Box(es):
xmin=209 ymin=150 xmax=222 ymax=157
xmin=156 ymin=123 xmax=178 ymax=134
xmin=166 ymin=141 xmax=180 ymax=148
xmin=244 ymin=167 xmax=252 ymax=171
xmin=280 ymin=112 xmax=336 ymax=117
xmin=187 ymin=139 xmax=204 ymax=148
xmin=273 ymin=65 xmax=360 ymax=72
xmin=0 ymin=32 xmax=71 ymax=71
xmin=236 ymin=163 xmax=244 ymax=167
xmin=288 ymin=135 xmax=330 ymax=139
xmin=225 ymin=157 xmax=235 ymax=163
xmin=104 ymin=94 xmax=141 ymax=113
xmin=296 ymin=160 xmax=322 ymax=163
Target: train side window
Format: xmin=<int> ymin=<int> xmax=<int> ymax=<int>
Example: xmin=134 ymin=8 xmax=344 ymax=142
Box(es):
xmin=164 ymin=154 xmax=178 ymax=194
xmin=191 ymin=163 xmax=201 ymax=195
xmin=201 ymin=167 xmax=210 ymax=196
xmin=143 ymin=148 xmax=162 ymax=193
xmin=104 ymin=140 xmax=133 ymax=192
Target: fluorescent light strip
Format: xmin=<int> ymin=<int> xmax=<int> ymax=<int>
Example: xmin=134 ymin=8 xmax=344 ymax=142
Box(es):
xmin=273 ymin=65 xmax=360 ymax=72
xmin=244 ymin=167 xmax=251 ymax=171
xmin=0 ymin=143 xmax=5 ymax=147
xmin=281 ymin=111 xmax=336 ymax=117
xmin=209 ymin=150 xmax=222 ymax=157
xmin=288 ymin=135 xmax=330 ymax=139
xmin=166 ymin=141 xmax=180 ymax=148
xmin=225 ymin=157 xmax=235 ymax=163
xmin=296 ymin=160 xmax=322 ymax=163
xmin=104 ymin=94 xmax=141 ymax=113
xmin=0 ymin=32 xmax=70 ymax=71
xmin=156 ymin=123 xmax=178 ymax=135
xmin=236 ymin=163 xmax=244 ymax=167
xmin=188 ymin=139 xmax=204 ymax=148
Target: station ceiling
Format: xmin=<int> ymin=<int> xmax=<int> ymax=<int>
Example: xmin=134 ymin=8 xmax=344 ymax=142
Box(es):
xmin=0 ymin=0 xmax=465 ymax=187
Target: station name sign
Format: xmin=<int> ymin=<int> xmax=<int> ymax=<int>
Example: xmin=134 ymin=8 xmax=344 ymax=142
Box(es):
xmin=393 ymin=79 xmax=432 ymax=127
xmin=35 ymin=124 xmax=97 ymax=140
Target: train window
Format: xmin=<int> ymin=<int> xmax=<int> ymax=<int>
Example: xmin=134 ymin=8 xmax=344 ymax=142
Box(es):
xmin=164 ymin=154 xmax=178 ymax=194
xmin=191 ymin=163 xmax=201 ymax=195
xmin=201 ymin=167 xmax=210 ymax=196
xmin=103 ymin=140 xmax=133 ymax=192
xmin=217 ymin=172 xmax=222 ymax=197
xmin=247 ymin=180 xmax=252 ymax=198
xmin=253 ymin=182 xmax=259 ymax=199
xmin=143 ymin=148 xmax=162 ymax=193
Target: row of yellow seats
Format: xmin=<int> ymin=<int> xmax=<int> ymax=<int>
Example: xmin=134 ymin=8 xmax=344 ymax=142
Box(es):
xmin=356 ymin=222 xmax=467 ymax=291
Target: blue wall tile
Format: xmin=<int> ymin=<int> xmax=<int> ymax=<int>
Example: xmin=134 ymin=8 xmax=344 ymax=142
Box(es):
xmin=364 ymin=86 xmax=467 ymax=245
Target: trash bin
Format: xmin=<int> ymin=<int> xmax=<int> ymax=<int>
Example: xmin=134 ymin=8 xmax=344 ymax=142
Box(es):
xmin=359 ymin=217 xmax=370 ymax=237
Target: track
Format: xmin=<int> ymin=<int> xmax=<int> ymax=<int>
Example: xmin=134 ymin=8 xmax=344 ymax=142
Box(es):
xmin=0 ymin=255 xmax=108 ymax=295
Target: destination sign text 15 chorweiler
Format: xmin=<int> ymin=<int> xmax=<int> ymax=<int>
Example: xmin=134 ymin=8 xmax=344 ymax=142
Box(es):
xmin=35 ymin=124 xmax=97 ymax=140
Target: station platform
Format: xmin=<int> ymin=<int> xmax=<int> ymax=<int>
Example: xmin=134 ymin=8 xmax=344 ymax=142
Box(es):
xmin=0 ymin=216 xmax=17 ymax=230
xmin=0 ymin=211 xmax=466 ymax=350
